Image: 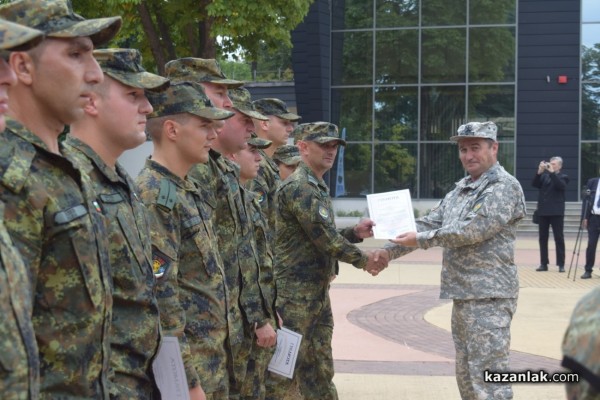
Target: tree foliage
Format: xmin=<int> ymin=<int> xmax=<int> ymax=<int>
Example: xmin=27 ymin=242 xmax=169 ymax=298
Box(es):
xmin=70 ymin=0 xmax=313 ymax=74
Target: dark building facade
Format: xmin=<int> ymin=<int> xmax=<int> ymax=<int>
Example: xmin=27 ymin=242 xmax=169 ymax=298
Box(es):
xmin=291 ymin=0 xmax=600 ymax=201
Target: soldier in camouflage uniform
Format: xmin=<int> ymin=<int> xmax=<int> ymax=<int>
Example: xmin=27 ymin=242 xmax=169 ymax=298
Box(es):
xmin=230 ymin=136 xmax=279 ymax=400
xmin=562 ymin=286 xmax=600 ymax=400
xmin=249 ymin=98 xmax=301 ymax=230
xmin=0 ymin=18 xmax=43 ymax=400
xmin=381 ymin=122 xmax=526 ymax=399
xmin=136 ymin=81 xmax=234 ymax=400
xmin=272 ymin=144 xmax=301 ymax=181
xmin=0 ymin=1 xmax=122 ymax=398
xmin=64 ymin=48 xmax=169 ymax=399
xmin=165 ymin=58 xmax=277 ymax=399
xmin=266 ymin=122 xmax=377 ymax=400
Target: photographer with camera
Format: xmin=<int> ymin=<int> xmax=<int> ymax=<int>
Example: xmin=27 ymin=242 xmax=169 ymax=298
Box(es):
xmin=532 ymin=156 xmax=569 ymax=272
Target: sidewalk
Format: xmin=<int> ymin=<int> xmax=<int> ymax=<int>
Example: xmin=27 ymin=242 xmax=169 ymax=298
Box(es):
xmin=330 ymin=234 xmax=599 ymax=399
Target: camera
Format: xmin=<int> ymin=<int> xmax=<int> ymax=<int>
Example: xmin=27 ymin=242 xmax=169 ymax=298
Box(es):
xmin=544 ymin=162 xmax=551 ymax=169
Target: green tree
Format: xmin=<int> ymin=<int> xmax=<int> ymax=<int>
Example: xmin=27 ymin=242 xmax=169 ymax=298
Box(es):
xmin=69 ymin=0 xmax=313 ymax=74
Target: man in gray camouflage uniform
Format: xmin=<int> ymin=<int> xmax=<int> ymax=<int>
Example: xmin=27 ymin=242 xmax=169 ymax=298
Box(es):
xmin=136 ymin=81 xmax=234 ymax=400
xmin=0 ymin=18 xmax=43 ymax=400
xmin=65 ymin=48 xmax=169 ymax=399
xmin=265 ymin=122 xmax=378 ymax=400
xmin=378 ymin=121 xmax=526 ymax=399
xmin=562 ymin=286 xmax=600 ymax=399
xmin=0 ymin=1 xmax=122 ymax=397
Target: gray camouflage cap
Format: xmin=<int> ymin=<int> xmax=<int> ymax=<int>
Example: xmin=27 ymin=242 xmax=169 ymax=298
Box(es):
xmin=147 ymin=81 xmax=234 ymax=121
xmin=273 ymin=145 xmax=301 ymax=166
xmin=247 ymin=136 xmax=272 ymax=149
xmin=94 ymin=48 xmax=169 ymax=91
xmin=252 ymin=98 xmax=301 ymax=121
xmin=450 ymin=121 xmax=498 ymax=142
xmin=293 ymin=122 xmax=346 ymax=146
xmin=0 ymin=0 xmax=122 ymax=46
xmin=229 ymin=88 xmax=268 ymax=121
xmin=165 ymin=57 xmax=244 ymax=88
xmin=0 ymin=18 xmax=43 ymax=53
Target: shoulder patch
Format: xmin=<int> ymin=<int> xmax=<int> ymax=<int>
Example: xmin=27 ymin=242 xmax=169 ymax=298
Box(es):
xmin=152 ymin=249 xmax=171 ymax=278
xmin=157 ymin=178 xmax=177 ymax=211
xmin=318 ymin=204 xmax=330 ymax=221
xmin=256 ymin=189 xmax=266 ymax=203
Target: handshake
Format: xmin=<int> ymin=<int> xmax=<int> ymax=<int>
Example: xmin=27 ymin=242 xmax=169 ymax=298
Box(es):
xmin=363 ymin=249 xmax=389 ymax=276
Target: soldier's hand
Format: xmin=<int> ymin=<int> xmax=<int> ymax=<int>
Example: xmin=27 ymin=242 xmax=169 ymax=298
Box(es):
xmin=364 ymin=249 xmax=389 ymax=276
xmin=255 ymin=322 xmax=277 ymax=348
xmin=354 ymin=218 xmax=376 ymax=239
xmin=189 ymin=385 xmax=206 ymax=400
xmin=390 ymin=232 xmax=417 ymax=247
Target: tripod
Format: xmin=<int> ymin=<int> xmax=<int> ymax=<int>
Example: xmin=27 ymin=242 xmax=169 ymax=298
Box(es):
xmin=567 ymin=191 xmax=590 ymax=281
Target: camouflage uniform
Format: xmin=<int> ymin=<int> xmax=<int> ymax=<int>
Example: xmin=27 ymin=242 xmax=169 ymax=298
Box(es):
xmin=0 ymin=18 xmax=43 ymax=400
xmin=385 ymin=122 xmax=526 ymax=400
xmin=138 ymin=82 xmax=235 ymax=398
xmin=0 ymin=118 xmax=113 ymax=399
xmin=562 ymin=286 xmax=600 ymax=400
xmin=267 ymin=127 xmax=368 ymax=400
xmin=272 ymin=145 xmax=301 ymax=167
xmin=63 ymin=136 xmax=162 ymax=399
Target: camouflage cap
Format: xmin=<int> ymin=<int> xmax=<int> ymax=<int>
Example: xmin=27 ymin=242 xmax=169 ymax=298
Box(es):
xmin=247 ymin=136 xmax=272 ymax=149
xmin=293 ymin=122 xmax=346 ymax=146
xmin=252 ymin=98 xmax=301 ymax=121
xmin=229 ymin=88 xmax=268 ymax=121
xmin=94 ymin=48 xmax=169 ymax=91
xmin=0 ymin=0 xmax=122 ymax=46
xmin=0 ymin=18 xmax=43 ymax=52
xmin=450 ymin=121 xmax=498 ymax=142
xmin=147 ymin=81 xmax=234 ymax=121
xmin=165 ymin=57 xmax=244 ymax=88
xmin=272 ymin=144 xmax=301 ymax=166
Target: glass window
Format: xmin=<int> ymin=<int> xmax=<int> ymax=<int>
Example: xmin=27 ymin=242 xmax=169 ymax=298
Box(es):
xmin=419 ymin=143 xmax=464 ymax=198
xmin=582 ymin=0 xmax=600 ymax=23
xmin=332 ymin=0 xmax=374 ymax=29
xmin=332 ymin=31 xmax=373 ymax=85
xmin=374 ymin=86 xmax=418 ymax=140
xmin=422 ymin=28 xmax=466 ymax=83
xmin=422 ymin=0 xmax=466 ymax=26
xmin=582 ymin=25 xmax=600 ymax=81
xmin=582 ymin=143 xmax=600 ymax=185
xmin=331 ymin=88 xmax=373 ymax=141
xmin=331 ymin=143 xmax=372 ymax=197
xmin=470 ymin=0 xmax=516 ymax=25
xmin=497 ymin=141 xmax=515 ymax=176
xmin=376 ymin=29 xmax=419 ymax=84
xmin=469 ymin=27 xmax=515 ymax=83
xmin=420 ymin=85 xmax=466 ymax=140
xmin=582 ymin=83 xmax=600 ymax=140
xmin=468 ymin=85 xmax=515 ymax=139
xmin=374 ymin=143 xmax=417 ymax=193
xmin=376 ymin=0 xmax=419 ymax=28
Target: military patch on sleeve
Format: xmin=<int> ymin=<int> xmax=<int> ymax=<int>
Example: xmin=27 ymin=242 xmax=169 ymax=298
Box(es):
xmin=318 ymin=204 xmax=330 ymax=221
xmin=256 ymin=189 xmax=266 ymax=203
xmin=152 ymin=249 xmax=171 ymax=278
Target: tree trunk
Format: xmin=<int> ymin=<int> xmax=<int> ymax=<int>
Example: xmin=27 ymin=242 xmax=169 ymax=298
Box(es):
xmin=137 ymin=2 xmax=167 ymax=75
xmin=198 ymin=17 xmax=216 ymax=58
xmin=151 ymin=1 xmax=177 ymax=62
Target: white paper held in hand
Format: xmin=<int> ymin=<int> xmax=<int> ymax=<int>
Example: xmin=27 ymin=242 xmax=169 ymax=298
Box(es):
xmin=268 ymin=327 xmax=302 ymax=379
xmin=366 ymin=189 xmax=417 ymax=240
xmin=152 ymin=336 xmax=190 ymax=400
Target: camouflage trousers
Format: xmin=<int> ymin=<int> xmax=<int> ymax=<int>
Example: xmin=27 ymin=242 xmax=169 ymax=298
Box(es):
xmin=452 ymin=298 xmax=518 ymax=400
xmin=240 ymin=323 xmax=277 ymax=400
xmin=227 ymin=332 xmax=252 ymax=400
xmin=265 ymin=293 xmax=337 ymax=400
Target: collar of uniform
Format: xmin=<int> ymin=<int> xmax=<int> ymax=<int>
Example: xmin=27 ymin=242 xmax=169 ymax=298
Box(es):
xmin=259 ymin=148 xmax=279 ymax=172
xmin=145 ymin=157 xmax=197 ymax=192
xmin=460 ymin=162 xmax=501 ymax=190
xmin=300 ymin=162 xmax=329 ymax=193
xmin=64 ymin=135 xmax=123 ymax=184
xmin=5 ymin=117 xmax=52 ymax=153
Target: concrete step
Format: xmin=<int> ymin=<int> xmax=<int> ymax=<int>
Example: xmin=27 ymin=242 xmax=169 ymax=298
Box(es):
xmin=522 ymin=201 xmax=582 ymax=234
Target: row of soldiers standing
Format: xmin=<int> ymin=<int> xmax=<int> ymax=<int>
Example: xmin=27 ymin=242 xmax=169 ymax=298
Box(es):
xmin=0 ymin=0 xmax=351 ymax=399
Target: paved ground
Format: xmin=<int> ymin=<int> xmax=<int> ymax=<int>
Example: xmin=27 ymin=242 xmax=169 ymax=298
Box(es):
xmin=327 ymin=233 xmax=599 ymax=399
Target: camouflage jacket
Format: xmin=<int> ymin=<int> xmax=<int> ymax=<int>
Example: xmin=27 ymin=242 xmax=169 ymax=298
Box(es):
xmin=562 ymin=286 xmax=600 ymax=399
xmin=189 ymin=150 xmax=268 ymax=333
xmin=385 ymin=163 xmax=526 ymax=299
xmin=136 ymin=158 xmax=231 ymax=393
xmin=246 ymin=149 xmax=280 ymax=235
xmin=63 ymin=136 xmax=161 ymax=399
xmin=0 ymin=118 xmax=112 ymax=398
xmin=274 ymin=162 xmax=367 ymax=300
xmin=0 ymin=201 xmax=39 ymax=400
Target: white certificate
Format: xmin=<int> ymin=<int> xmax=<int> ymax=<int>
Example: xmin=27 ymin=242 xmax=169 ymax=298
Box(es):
xmin=367 ymin=189 xmax=417 ymax=240
xmin=152 ymin=336 xmax=190 ymax=400
xmin=268 ymin=327 xmax=303 ymax=379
